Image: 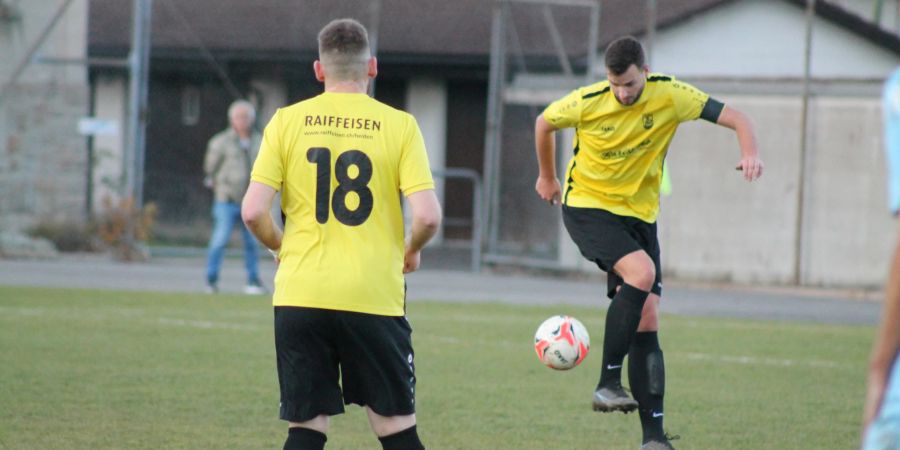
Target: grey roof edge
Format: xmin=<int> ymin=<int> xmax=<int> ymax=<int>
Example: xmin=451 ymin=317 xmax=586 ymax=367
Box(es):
xmin=628 ymin=0 xmax=899 ymax=56
xmin=780 ymin=0 xmax=898 ymax=55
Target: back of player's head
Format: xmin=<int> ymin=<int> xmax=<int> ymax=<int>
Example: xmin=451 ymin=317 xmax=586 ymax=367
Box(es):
xmin=317 ymin=18 xmax=371 ymax=82
xmin=604 ymin=36 xmax=645 ymax=75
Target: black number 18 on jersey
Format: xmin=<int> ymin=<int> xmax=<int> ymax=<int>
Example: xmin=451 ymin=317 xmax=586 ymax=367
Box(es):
xmin=306 ymin=148 xmax=374 ymax=226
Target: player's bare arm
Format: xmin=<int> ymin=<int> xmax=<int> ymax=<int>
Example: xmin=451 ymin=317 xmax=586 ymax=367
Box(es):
xmin=864 ymin=221 xmax=900 ymax=430
xmin=241 ymin=181 xmax=283 ymax=252
xmin=534 ymin=114 xmax=562 ymax=205
xmin=404 ymin=189 xmax=442 ymax=273
xmin=716 ymin=105 xmax=764 ymax=181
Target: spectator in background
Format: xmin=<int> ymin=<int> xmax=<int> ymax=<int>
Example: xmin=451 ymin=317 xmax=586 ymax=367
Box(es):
xmin=203 ymin=100 xmax=266 ymax=295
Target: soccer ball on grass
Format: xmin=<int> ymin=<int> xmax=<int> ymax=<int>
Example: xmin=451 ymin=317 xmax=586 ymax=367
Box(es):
xmin=533 ymin=315 xmax=590 ymax=370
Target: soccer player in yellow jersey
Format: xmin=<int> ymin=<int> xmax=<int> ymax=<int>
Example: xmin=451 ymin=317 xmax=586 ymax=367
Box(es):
xmin=534 ymin=37 xmax=763 ymax=450
xmin=241 ymin=18 xmax=441 ymax=450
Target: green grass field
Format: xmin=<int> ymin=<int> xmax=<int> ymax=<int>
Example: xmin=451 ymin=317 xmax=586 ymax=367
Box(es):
xmin=0 ymin=285 xmax=873 ymax=449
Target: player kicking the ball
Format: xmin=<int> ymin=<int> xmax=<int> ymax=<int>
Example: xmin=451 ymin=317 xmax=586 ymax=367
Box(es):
xmin=242 ymin=18 xmax=441 ymax=450
xmin=533 ymin=36 xmax=763 ymax=450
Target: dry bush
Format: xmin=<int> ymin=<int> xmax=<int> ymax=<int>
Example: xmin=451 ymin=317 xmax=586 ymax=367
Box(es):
xmin=94 ymin=196 xmax=158 ymax=261
xmin=27 ymin=220 xmax=97 ymax=253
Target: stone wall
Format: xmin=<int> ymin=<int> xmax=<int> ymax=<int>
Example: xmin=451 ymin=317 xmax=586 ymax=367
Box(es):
xmin=0 ymin=0 xmax=89 ymax=233
xmin=0 ymin=84 xmax=88 ymax=232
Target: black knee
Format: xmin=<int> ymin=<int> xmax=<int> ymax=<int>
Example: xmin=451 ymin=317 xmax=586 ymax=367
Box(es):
xmin=378 ymin=425 xmax=424 ymax=450
xmin=284 ymin=427 xmax=327 ymax=450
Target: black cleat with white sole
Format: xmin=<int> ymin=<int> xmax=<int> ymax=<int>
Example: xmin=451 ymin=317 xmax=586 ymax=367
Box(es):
xmin=591 ymin=384 xmax=639 ymax=413
xmin=639 ymin=440 xmax=676 ymax=450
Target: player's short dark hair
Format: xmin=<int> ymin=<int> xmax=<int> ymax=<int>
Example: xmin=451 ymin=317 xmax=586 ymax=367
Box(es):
xmin=317 ymin=18 xmax=371 ymax=81
xmin=604 ymin=36 xmax=645 ymax=75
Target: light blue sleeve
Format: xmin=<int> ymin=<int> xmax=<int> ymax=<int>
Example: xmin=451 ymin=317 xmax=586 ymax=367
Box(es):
xmin=884 ymin=68 xmax=900 ymax=215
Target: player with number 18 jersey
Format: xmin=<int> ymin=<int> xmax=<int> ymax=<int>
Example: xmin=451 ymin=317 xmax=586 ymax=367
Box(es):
xmin=251 ymin=92 xmax=434 ymax=316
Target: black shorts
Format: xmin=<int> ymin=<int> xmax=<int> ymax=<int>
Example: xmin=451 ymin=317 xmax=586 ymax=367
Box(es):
xmin=274 ymin=306 xmax=417 ymax=422
xmin=562 ymin=205 xmax=662 ymax=299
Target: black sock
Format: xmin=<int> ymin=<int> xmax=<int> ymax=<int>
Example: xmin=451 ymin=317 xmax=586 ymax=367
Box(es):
xmin=628 ymin=331 xmax=666 ymax=443
xmin=378 ymin=425 xmax=425 ymax=450
xmin=284 ymin=427 xmax=327 ymax=450
xmin=597 ymin=283 xmax=649 ymax=388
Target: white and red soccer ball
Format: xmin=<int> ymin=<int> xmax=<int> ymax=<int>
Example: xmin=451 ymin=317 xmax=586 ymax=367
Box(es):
xmin=533 ymin=315 xmax=590 ymax=370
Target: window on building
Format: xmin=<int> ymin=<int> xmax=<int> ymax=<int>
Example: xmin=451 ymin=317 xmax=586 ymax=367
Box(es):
xmin=181 ymin=85 xmax=200 ymax=126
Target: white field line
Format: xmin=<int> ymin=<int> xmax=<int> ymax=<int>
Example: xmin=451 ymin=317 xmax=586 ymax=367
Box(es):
xmin=154 ymin=317 xmax=265 ymax=332
xmin=0 ymin=306 xmax=47 ymax=316
xmin=419 ymin=334 xmax=463 ymax=345
xmin=0 ymin=305 xmax=149 ymax=318
xmin=0 ymin=306 xmax=266 ymax=332
xmin=421 ymin=333 xmax=850 ymax=370
xmin=674 ymin=352 xmax=849 ymax=369
xmin=0 ymin=307 xmax=853 ymax=370
xmin=408 ymin=312 xmax=574 ymax=326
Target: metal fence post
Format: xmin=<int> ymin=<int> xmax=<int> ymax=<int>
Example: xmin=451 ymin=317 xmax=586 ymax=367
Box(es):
xmin=431 ymin=168 xmax=483 ymax=272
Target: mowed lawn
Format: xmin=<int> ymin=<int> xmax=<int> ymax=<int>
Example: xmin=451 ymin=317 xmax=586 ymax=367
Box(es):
xmin=0 ymin=285 xmax=873 ymax=449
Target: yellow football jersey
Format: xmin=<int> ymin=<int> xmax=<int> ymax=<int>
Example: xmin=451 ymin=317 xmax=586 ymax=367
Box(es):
xmin=543 ymin=73 xmax=713 ymax=222
xmin=251 ymin=92 xmax=434 ymax=316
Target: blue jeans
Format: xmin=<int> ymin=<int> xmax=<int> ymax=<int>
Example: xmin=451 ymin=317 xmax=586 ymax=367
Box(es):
xmin=864 ymin=357 xmax=900 ymax=450
xmin=206 ymin=201 xmax=260 ymax=285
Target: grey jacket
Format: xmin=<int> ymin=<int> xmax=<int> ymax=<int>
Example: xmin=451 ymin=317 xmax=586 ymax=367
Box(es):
xmin=203 ymin=128 xmax=262 ymax=203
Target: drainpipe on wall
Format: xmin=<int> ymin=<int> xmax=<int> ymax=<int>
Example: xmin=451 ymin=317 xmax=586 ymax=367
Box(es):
xmin=795 ymin=0 xmax=815 ymax=285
